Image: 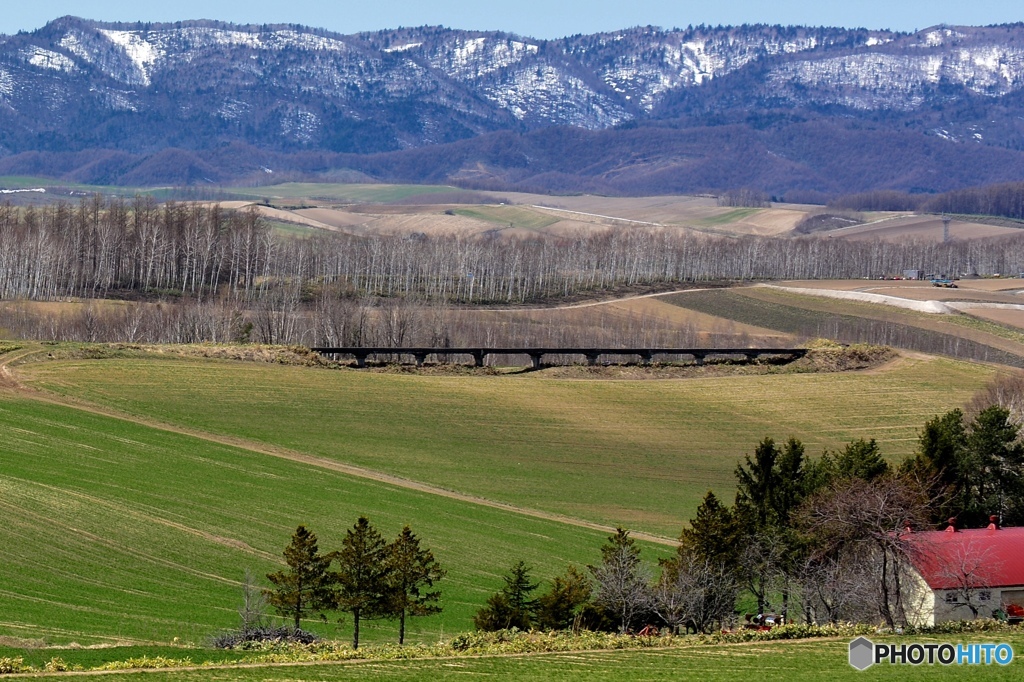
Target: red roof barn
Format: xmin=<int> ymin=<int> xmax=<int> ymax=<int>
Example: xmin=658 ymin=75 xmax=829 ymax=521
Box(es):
xmin=904 ymin=519 xmax=1024 ymax=625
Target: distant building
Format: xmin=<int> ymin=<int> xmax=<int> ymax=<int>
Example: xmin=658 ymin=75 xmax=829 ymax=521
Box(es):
xmin=903 ymin=519 xmax=1024 ymax=626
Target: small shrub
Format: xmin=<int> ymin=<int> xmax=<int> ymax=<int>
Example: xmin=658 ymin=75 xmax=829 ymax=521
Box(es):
xmin=0 ymin=658 xmax=31 ymax=675
xmin=905 ymin=619 xmax=1020 ymax=636
xmin=210 ymin=625 xmax=320 ymax=649
xmin=97 ymin=656 xmax=193 ymax=671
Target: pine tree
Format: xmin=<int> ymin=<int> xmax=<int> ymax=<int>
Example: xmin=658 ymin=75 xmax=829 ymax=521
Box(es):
xmin=735 ymin=437 xmax=782 ymax=528
xmin=679 ymin=490 xmax=738 ymax=565
xmin=265 ymin=526 xmax=337 ymax=630
xmin=335 ymin=517 xmax=389 ymax=649
xmin=534 ymin=565 xmax=592 ymax=631
xmin=384 ymin=526 xmax=446 ymax=644
xmin=834 ymin=438 xmax=889 ymax=481
xmin=474 ymin=561 xmax=539 ymax=631
xmin=967 ymin=406 xmax=1024 ymax=525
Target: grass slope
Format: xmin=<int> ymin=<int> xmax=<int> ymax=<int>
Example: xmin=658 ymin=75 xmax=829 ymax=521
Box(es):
xmin=21 ymin=353 xmax=994 ymax=536
xmin=664 ymin=289 xmax=1024 ymax=367
xmin=452 ymin=206 xmax=559 ymax=229
xmin=0 ymin=396 xmax=660 ymax=645
xmin=696 ymin=208 xmax=762 ymax=226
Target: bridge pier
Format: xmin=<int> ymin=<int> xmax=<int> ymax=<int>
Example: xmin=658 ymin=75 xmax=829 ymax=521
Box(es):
xmin=310 ymin=347 xmax=811 ymax=370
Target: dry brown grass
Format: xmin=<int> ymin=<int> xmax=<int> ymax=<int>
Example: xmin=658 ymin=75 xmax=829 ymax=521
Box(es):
xmin=214 ymin=193 xmax=825 ymax=238
xmin=964 ymin=308 xmax=1024 ymax=330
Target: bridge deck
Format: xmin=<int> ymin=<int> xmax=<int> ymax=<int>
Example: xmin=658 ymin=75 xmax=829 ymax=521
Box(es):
xmin=310 ymin=347 xmax=808 ymax=368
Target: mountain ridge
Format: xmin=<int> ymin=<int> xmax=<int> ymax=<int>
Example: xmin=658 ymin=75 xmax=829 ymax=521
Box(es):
xmin=3 ymin=17 xmax=1024 ymax=194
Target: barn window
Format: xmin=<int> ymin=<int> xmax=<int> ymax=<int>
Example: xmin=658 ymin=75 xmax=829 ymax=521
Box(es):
xmin=978 ymin=591 xmax=992 ymax=602
xmin=945 ymin=592 xmax=960 ymax=603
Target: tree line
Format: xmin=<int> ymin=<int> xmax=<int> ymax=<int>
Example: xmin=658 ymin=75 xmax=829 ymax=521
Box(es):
xmin=5 ymin=197 xmax=1024 ymax=308
xmin=471 ymin=402 xmax=1024 ymax=635
xmin=0 ymin=292 xmax=748 ymax=349
xmin=830 ymin=182 xmax=1024 ymax=221
xmin=261 ymin=520 xmax=444 ymax=648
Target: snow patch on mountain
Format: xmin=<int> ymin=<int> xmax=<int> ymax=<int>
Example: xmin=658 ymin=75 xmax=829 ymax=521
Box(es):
xmin=593 ymin=30 xmax=827 ymax=111
xmin=919 ymin=27 xmax=966 ymax=48
xmin=98 ymin=30 xmax=163 ymax=85
xmin=429 ymin=36 xmax=539 ymax=79
xmin=769 ymin=45 xmax=1024 ymax=108
xmin=383 ymin=42 xmax=421 ymax=53
xmin=218 ymin=99 xmax=250 ymax=120
xmin=58 ymin=33 xmax=91 ymax=61
xmin=98 ymin=88 xmax=139 ymax=112
xmin=279 ymin=107 xmax=320 ymax=143
xmin=0 ymin=68 xmax=13 ymax=99
xmin=23 ymin=47 xmax=77 ymax=72
xmin=485 ymin=64 xmax=626 ymax=127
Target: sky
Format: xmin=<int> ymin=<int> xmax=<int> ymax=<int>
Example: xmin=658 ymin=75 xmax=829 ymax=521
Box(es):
xmin=1 ymin=0 xmax=1022 ymax=38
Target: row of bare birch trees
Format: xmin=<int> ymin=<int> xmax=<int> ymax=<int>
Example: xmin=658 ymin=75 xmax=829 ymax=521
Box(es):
xmin=4 ymin=198 xmax=1024 ymax=305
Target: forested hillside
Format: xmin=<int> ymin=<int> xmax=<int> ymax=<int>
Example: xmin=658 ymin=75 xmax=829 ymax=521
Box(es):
xmin=4 ymin=19 xmax=1024 ymax=193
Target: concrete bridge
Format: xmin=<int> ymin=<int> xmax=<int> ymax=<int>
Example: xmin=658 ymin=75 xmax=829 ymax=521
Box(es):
xmin=309 ymin=347 xmax=809 ymax=369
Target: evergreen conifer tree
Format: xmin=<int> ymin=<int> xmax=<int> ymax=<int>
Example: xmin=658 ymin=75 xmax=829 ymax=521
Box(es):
xmin=384 ymin=526 xmax=446 ymax=644
xmin=335 ymin=517 xmax=389 ymax=649
xmin=265 ymin=526 xmax=337 ymax=629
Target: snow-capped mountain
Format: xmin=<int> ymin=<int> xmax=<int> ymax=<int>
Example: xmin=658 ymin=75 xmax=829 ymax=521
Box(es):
xmin=4 ymin=17 xmax=1024 ymax=192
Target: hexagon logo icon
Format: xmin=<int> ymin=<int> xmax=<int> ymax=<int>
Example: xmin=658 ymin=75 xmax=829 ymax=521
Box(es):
xmin=849 ymin=637 xmax=875 ymax=670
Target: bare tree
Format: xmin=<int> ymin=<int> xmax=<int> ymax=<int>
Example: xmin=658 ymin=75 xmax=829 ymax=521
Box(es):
xmin=799 ymin=552 xmax=875 ymax=625
xmin=969 ymin=373 xmax=1024 ymax=427
xmin=736 ymin=529 xmax=789 ymax=618
xmin=796 ymin=476 xmax=934 ymax=628
xmin=653 ymin=550 xmax=737 ymax=634
xmin=589 ymin=529 xmax=652 ymax=634
xmin=239 ymin=568 xmax=269 ymax=631
xmin=378 ymin=296 xmax=421 ymax=348
xmin=932 ymin=541 xmax=1000 ymax=619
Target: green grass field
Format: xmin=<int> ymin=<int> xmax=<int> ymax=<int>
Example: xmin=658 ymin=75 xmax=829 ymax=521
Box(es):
xmin=20 ymin=353 xmax=994 ymax=536
xmin=0 ymin=176 xmax=169 ymax=200
xmin=12 ymin=635 xmax=1024 ymax=680
xmin=263 ymin=219 xmax=323 ymax=237
xmin=0 ymin=343 xmax=1007 ymax=654
xmin=452 ymin=206 xmax=560 ymax=229
xmin=229 ymin=183 xmax=462 ymax=204
xmin=0 ymin=395 xmax=663 ymax=645
xmin=696 ymin=208 xmax=762 ymax=226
